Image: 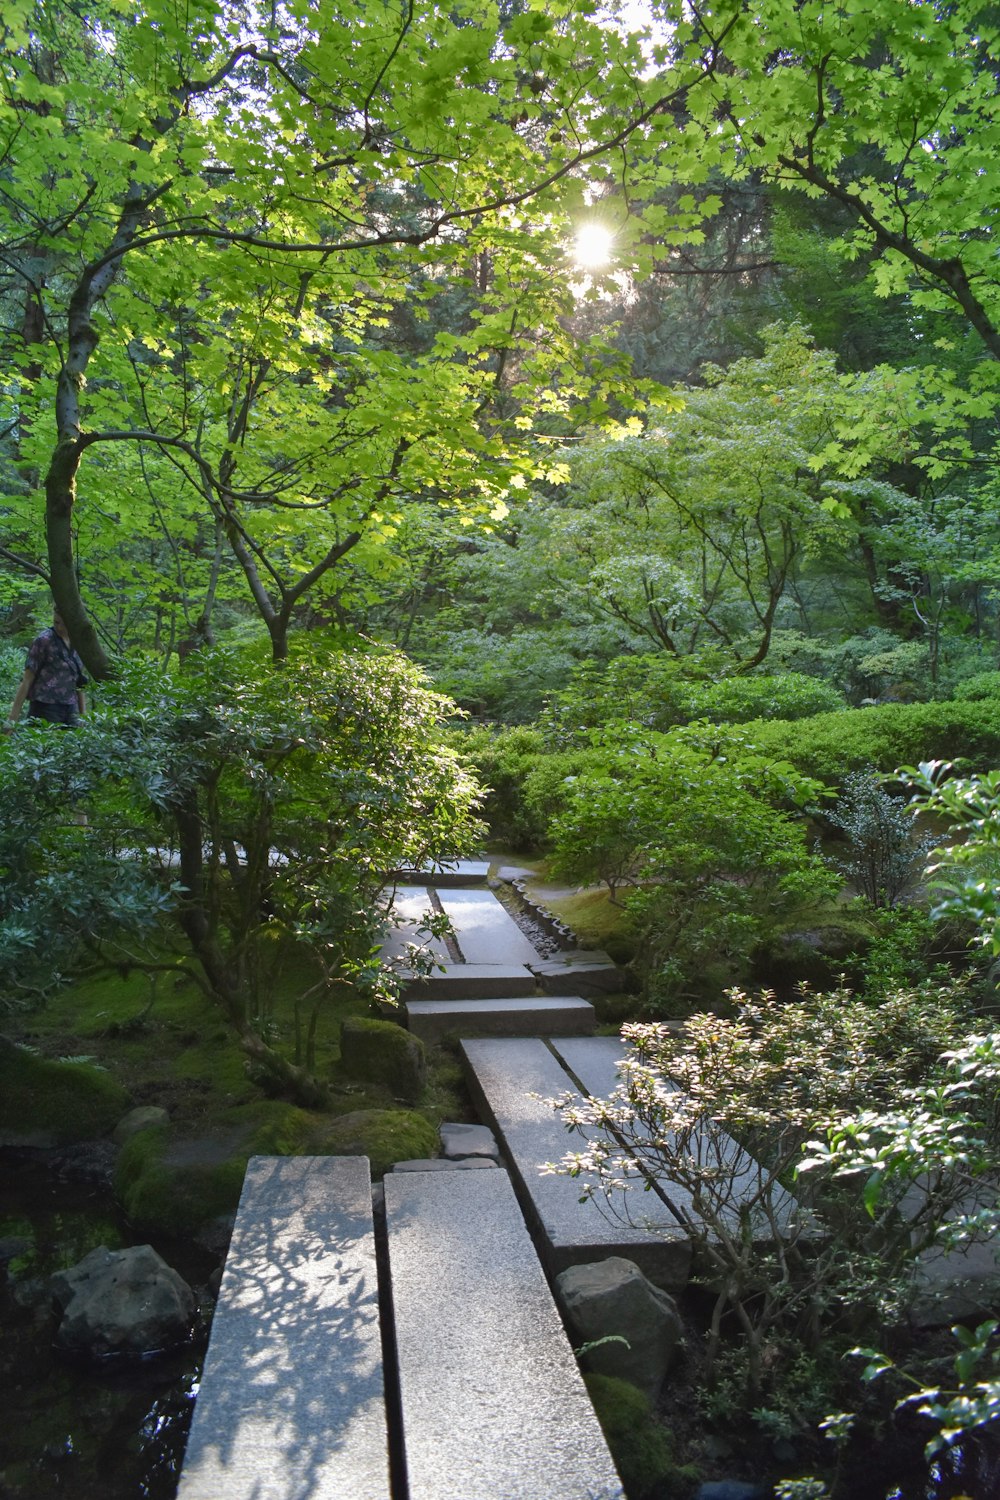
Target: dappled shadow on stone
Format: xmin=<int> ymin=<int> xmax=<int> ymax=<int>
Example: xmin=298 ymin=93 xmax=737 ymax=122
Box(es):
xmin=177 ymin=1155 xmax=389 ymax=1500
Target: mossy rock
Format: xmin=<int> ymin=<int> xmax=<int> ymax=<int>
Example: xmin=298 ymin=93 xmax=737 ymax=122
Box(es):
xmin=115 ymin=1126 xmax=247 ymax=1236
xmin=316 ymin=1108 xmax=438 ymax=1178
xmin=340 ymin=1017 xmax=427 ymax=1103
xmin=584 ymin=1374 xmax=699 ymax=1500
xmin=0 ymin=1038 xmax=130 ymax=1146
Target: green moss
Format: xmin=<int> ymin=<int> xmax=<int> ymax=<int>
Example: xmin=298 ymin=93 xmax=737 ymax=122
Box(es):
xmin=114 ymin=1126 xmax=247 ymax=1235
xmin=0 ymin=1040 xmax=129 ymax=1144
xmin=315 ymin=1108 xmax=438 ymax=1178
xmin=246 ymin=1102 xmax=318 ymax=1156
xmin=584 ymin=1374 xmax=699 ymax=1500
xmin=339 ymin=1017 xmax=427 ymax=1103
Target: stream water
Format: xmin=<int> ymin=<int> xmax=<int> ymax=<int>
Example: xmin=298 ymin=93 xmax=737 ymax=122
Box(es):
xmin=0 ymin=1153 xmax=216 ymax=1500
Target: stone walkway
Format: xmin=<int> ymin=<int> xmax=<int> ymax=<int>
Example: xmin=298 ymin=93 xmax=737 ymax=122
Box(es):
xmin=381 ymin=860 xmax=624 ymax=1040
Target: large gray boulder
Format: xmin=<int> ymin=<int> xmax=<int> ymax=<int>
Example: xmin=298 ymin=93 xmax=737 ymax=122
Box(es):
xmin=556 ymin=1255 xmax=683 ymax=1399
xmin=50 ymin=1244 xmax=196 ymax=1358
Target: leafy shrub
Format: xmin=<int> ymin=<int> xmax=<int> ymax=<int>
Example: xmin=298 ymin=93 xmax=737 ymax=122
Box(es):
xmin=952 ymin=671 xmax=1000 ymax=702
xmin=826 ymin=769 xmax=935 ymax=906
xmin=0 ymin=637 xmax=482 ymax=1104
xmin=544 ymin=655 xmax=845 ymax=740
xmin=841 ymin=904 xmax=959 ymax=1000
xmin=690 ymin=672 xmax=846 ymax=725
xmin=545 ymin=724 xmax=838 ymax=1006
xmin=416 ymin=626 xmax=579 ymax=722
xmin=556 ymin=982 xmax=971 ymax=1409
xmin=451 ymin=723 xmax=569 ymax=848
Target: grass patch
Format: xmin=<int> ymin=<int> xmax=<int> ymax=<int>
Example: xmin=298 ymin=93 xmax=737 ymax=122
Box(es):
xmin=542 ymin=887 xmax=635 ymax=961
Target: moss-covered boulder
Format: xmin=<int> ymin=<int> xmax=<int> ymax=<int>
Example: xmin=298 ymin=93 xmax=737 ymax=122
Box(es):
xmin=115 ymin=1126 xmax=247 ymax=1236
xmin=317 ymin=1109 xmax=438 ymax=1177
xmin=113 ymin=1101 xmax=321 ymax=1235
xmin=584 ymin=1374 xmax=699 ymax=1500
xmin=340 ymin=1017 xmax=427 ymax=1103
xmin=0 ymin=1038 xmax=130 ymax=1146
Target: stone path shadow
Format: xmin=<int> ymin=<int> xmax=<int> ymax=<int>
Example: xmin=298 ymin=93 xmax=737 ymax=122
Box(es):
xmin=178 ymin=1155 xmax=390 ymax=1500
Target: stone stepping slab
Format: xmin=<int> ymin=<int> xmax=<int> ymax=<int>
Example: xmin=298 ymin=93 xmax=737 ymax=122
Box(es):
xmin=383 ymin=1166 xmax=624 ymax=1500
xmin=379 ymin=885 xmax=451 ymax=965
xmin=460 ymin=1038 xmax=692 ymax=1288
xmin=178 ymin=1156 xmax=390 ymax=1500
xmin=387 ymin=858 xmax=492 ymax=886
xmin=435 ymin=888 xmax=544 ymax=965
xmin=529 ymin=955 xmax=632 ymax=998
xmin=406 ymin=996 xmax=594 ymax=1045
xmin=400 ymin=963 xmax=536 ymax=1000
xmin=550 ymin=1036 xmax=800 ymax=1241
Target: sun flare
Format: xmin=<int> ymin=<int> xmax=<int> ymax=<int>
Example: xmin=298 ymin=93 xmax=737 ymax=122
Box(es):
xmin=572 ymin=222 xmax=615 ymax=269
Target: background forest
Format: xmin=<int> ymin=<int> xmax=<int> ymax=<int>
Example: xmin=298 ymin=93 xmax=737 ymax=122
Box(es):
xmin=5 ymin=0 xmax=1000 ymax=1496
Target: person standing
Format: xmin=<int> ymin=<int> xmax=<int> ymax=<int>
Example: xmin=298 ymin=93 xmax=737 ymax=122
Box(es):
xmin=5 ymin=609 xmax=88 ymax=731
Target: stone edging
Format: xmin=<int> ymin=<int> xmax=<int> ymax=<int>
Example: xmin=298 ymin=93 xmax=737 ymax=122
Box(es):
xmin=499 ymin=875 xmax=580 ymax=951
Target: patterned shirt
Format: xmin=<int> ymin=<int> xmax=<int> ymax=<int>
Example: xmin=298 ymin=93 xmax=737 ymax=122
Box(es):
xmin=25 ymin=628 xmax=87 ymax=706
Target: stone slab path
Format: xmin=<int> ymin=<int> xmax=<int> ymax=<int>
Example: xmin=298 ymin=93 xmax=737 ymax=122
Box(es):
xmin=460 ymin=1037 xmax=692 ymax=1287
xmin=407 ymin=996 xmax=594 ymax=1044
xmin=382 ymin=866 xmax=605 ymax=1040
xmin=550 ymin=1036 xmax=800 ymax=1238
xmin=178 ymin=1156 xmax=389 ymax=1500
xmin=379 ymin=886 xmax=451 ymax=965
xmin=384 ymin=1168 xmax=624 ymax=1500
xmin=435 ymin=887 xmax=544 ymax=966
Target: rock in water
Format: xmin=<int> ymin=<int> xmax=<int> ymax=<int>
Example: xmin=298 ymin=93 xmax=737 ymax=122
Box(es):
xmin=50 ymin=1244 xmax=195 ymax=1358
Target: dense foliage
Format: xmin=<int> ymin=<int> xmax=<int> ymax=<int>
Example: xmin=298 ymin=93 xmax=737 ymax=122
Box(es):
xmin=0 ymin=639 xmax=480 ymax=1100
xmin=5 ymin=0 xmax=1000 ymax=1491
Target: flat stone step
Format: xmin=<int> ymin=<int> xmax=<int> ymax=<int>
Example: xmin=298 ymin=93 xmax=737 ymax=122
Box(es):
xmin=406 ymin=996 xmax=595 ymax=1044
xmin=436 ymin=888 xmax=544 ymax=965
xmin=460 ymin=1038 xmax=692 ymax=1287
xmin=384 ymin=1167 xmax=624 ymax=1500
xmin=551 ymin=1036 xmax=800 ymax=1240
xmin=389 ymin=858 xmax=492 ymax=886
xmin=390 ymin=1157 xmax=498 ymax=1172
xmin=380 ymin=886 xmax=451 ymax=965
xmin=400 ymin=963 xmax=536 ymax=1000
xmin=530 ymin=956 xmax=631 ymax=997
xmin=178 ymin=1156 xmax=390 ymax=1500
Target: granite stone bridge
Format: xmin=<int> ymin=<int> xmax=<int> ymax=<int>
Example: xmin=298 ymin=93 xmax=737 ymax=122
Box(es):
xmin=175 ymin=861 xmax=786 ymax=1500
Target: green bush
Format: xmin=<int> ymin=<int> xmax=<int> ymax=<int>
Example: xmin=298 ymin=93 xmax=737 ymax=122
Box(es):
xmin=545 ymin=656 xmax=845 ymax=739
xmin=738 ymin=698 xmax=1000 ymax=784
xmin=952 ymin=671 xmax=1000 ymax=701
xmin=689 ymin=671 xmax=846 ymax=725
xmin=339 ymin=1017 xmax=427 ymax=1103
xmin=0 ymin=1039 xmax=129 ymax=1144
xmin=417 ymin=626 xmax=579 ymax=722
xmin=584 ymin=1374 xmax=695 ymax=1499
xmin=451 ymin=723 xmax=552 ymax=847
xmin=545 ymin=725 xmax=838 ymax=1007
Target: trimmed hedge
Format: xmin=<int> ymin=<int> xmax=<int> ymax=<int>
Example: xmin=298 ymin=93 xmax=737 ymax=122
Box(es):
xmin=737 ymin=698 xmax=1000 ymax=785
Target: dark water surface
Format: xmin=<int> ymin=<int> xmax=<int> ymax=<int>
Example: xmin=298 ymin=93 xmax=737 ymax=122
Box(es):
xmin=0 ymin=1155 xmax=214 ymax=1500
